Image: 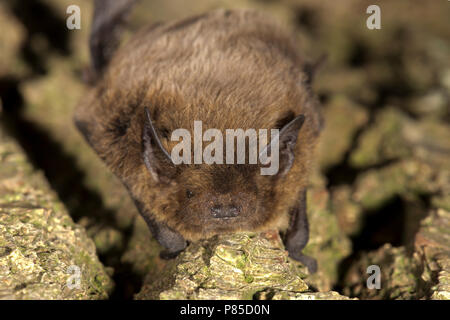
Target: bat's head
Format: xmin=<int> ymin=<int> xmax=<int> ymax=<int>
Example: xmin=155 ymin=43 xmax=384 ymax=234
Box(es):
xmin=141 ymin=108 xmax=305 ymax=238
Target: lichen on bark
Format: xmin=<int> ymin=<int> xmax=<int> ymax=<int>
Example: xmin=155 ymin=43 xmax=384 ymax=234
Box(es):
xmin=342 ymin=209 xmax=450 ymax=300
xmin=136 ymin=230 xmax=352 ymax=300
xmin=0 ymin=127 xmax=113 ymax=299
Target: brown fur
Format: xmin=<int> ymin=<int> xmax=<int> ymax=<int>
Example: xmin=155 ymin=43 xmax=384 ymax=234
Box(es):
xmin=74 ymin=9 xmax=322 ymax=241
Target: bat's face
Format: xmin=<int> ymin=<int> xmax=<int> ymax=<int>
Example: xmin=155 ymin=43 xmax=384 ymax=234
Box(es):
xmin=171 ymin=164 xmax=272 ymax=236
xmin=141 ymin=107 xmax=306 ymax=238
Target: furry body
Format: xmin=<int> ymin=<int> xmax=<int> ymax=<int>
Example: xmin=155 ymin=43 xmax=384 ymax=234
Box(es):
xmin=75 ymin=8 xmax=322 ymax=271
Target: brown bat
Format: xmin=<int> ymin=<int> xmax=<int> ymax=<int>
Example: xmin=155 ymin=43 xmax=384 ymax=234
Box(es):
xmin=75 ymin=0 xmax=323 ymax=273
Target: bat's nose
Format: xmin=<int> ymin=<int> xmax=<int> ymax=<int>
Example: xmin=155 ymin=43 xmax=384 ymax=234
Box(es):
xmin=210 ymin=204 xmax=240 ymax=219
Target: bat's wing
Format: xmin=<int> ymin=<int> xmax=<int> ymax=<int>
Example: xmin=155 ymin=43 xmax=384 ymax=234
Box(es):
xmin=89 ymin=0 xmax=138 ymax=80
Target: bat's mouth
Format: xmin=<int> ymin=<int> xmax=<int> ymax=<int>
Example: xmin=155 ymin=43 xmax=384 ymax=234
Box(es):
xmin=210 ymin=204 xmax=240 ymax=219
xmin=215 ymin=216 xmax=238 ymax=221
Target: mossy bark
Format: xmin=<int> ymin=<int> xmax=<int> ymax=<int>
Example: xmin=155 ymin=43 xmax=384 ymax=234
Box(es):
xmin=136 ymin=231 xmax=352 ymax=300
xmin=0 ymin=126 xmax=113 ymax=299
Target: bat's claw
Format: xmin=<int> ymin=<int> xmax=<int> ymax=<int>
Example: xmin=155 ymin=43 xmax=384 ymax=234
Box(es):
xmin=159 ymin=249 xmax=183 ymax=260
xmin=289 ymin=251 xmax=318 ymax=274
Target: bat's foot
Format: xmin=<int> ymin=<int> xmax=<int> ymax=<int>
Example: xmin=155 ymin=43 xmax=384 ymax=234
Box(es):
xmin=288 ymin=251 xmax=318 ymax=274
xmin=159 ymin=249 xmax=184 ymax=260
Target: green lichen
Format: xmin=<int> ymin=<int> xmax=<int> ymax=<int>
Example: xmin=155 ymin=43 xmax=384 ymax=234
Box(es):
xmin=317 ymin=95 xmax=368 ymax=170
xmin=415 ymin=209 xmax=450 ymax=300
xmin=0 ymin=127 xmax=113 ymax=299
xmin=350 ymin=108 xmax=411 ymax=168
xmin=136 ymin=231 xmax=314 ymax=300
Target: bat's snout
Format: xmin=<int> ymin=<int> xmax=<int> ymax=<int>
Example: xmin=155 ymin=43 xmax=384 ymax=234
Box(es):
xmin=210 ymin=204 xmax=240 ymax=219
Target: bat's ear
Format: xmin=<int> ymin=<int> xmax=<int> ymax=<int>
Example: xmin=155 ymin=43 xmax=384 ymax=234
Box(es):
xmin=277 ymin=114 xmax=305 ymax=176
xmin=260 ymin=114 xmax=305 ymax=177
xmin=143 ymin=108 xmax=176 ymax=183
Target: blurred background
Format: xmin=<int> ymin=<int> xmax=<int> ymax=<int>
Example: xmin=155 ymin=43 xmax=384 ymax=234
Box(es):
xmin=0 ymin=0 xmax=448 ymax=299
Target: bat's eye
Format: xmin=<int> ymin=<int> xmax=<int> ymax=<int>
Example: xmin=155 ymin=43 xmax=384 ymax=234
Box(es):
xmin=186 ymin=189 xmax=194 ymax=199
